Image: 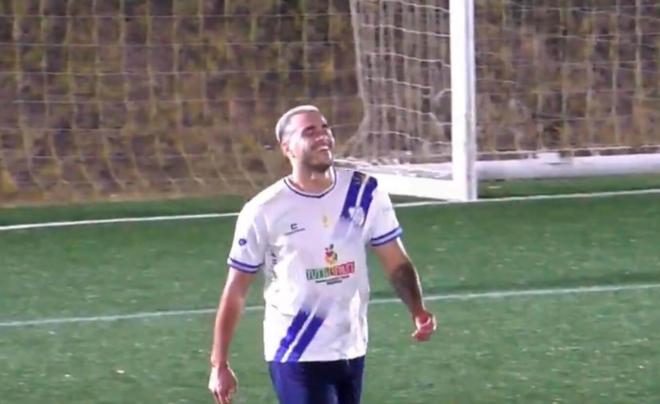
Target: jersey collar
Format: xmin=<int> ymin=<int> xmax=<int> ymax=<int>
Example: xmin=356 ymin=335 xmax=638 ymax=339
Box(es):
xmin=283 ymin=167 xmax=337 ymax=198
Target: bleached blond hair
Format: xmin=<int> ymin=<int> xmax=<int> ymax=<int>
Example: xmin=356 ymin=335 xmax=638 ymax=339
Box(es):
xmin=274 ymin=105 xmax=322 ymax=142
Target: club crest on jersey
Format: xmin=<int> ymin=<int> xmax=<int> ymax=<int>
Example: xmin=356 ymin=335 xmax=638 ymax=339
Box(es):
xmin=306 ymin=244 xmax=356 ymax=285
xmin=347 ymin=206 xmax=365 ymax=227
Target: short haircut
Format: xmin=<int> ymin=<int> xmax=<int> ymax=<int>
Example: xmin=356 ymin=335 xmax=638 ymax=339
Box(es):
xmin=274 ymin=105 xmax=321 ymax=143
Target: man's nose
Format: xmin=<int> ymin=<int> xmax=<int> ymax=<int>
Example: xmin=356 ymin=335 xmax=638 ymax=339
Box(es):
xmin=314 ymin=128 xmax=332 ymax=140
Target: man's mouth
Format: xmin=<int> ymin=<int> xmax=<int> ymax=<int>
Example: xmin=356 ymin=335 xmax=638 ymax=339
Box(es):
xmin=314 ymin=143 xmax=332 ymax=152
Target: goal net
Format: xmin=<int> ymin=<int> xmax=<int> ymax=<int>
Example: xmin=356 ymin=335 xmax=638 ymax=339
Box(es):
xmin=1 ymin=0 xmax=658 ymax=205
xmin=343 ymin=0 xmax=660 ymax=200
xmin=0 ymin=0 xmax=364 ymax=204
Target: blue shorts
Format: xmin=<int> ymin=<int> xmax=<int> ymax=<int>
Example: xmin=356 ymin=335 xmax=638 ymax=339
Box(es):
xmin=268 ymin=356 xmax=366 ymax=404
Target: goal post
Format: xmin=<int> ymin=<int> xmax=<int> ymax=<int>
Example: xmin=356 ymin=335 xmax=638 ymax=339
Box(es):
xmin=344 ymin=0 xmax=477 ymax=201
xmin=2 ymin=0 xmax=658 ymax=206
xmin=449 ymin=0 xmax=478 ymax=201
xmin=343 ymin=0 xmax=660 ymax=201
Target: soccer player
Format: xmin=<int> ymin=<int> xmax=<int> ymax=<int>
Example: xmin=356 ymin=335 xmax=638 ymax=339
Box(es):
xmin=208 ymin=105 xmax=437 ymax=404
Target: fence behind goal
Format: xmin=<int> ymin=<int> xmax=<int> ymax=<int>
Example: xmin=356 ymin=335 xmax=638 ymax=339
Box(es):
xmin=0 ymin=0 xmax=362 ymax=205
xmin=1 ymin=0 xmax=658 ymax=205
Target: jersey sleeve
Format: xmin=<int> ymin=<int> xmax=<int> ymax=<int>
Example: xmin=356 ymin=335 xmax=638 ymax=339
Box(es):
xmin=366 ymin=183 xmax=403 ymax=247
xmin=227 ymin=202 xmax=267 ymax=273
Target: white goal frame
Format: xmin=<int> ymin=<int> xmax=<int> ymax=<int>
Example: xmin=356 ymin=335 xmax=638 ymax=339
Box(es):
xmin=348 ymin=0 xmax=660 ymax=202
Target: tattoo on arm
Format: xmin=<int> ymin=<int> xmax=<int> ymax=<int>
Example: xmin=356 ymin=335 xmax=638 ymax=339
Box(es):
xmin=388 ymin=260 xmax=424 ymax=314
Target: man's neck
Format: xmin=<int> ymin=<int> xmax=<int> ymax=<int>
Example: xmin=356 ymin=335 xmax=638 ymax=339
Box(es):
xmin=288 ymin=167 xmax=334 ymax=194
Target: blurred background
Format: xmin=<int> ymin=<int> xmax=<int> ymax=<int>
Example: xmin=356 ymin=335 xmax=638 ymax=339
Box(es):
xmin=0 ymin=0 xmax=657 ymax=206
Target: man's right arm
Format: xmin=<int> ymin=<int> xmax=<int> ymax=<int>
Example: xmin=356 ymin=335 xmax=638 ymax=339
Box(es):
xmin=209 ymin=201 xmax=265 ymax=403
xmin=210 ymin=268 xmax=256 ymax=368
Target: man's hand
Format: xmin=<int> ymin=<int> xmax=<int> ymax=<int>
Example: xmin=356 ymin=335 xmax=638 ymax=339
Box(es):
xmin=208 ymin=365 xmax=238 ymax=404
xmin=372 ymin=239 xmax=437 ymax=342
xmin=209 ymin=269 xmax=254 ymax=403
xmin=411 ymin=310 xmax=436 ymax=342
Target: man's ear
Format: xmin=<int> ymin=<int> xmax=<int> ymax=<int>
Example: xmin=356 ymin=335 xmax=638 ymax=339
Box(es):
xmin=280 ymin=139 xmax=292 ymax=158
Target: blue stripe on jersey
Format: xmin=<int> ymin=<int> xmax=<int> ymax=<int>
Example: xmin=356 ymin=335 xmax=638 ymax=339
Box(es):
xmin=286 ymin=315 xmax=325 ymax=362
xmin=371 ymin=227 xmax=403 ymax=246
xmin=273 ymin=310 xmax=310 ymax=362
xmin=227 ymin=258 xmax=262 ymax=273
xmin=359 ymin=176 xmax=378 ymax=218
xmin=340 ymin=172 xmax=365 ymax=220
xmin=371 ymin=226 xmax=402 ymax=243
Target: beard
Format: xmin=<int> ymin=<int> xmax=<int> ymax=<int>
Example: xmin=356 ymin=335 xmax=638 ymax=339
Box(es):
xmin=302 ymin=151 xmax=333 ymax=173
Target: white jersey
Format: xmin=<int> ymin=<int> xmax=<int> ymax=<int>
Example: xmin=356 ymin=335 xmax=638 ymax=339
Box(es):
xmin=227 ymin=168 xmax=402 ymax=362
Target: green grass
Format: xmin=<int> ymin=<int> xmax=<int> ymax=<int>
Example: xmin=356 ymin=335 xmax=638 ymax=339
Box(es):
xmin=2 ymin=174 xmax=659 ymax=226
xmin=479 ymin=174 xmax=660 ymax=198
xmin=1 ymin=191 xmax=660 ymax=403
xmin=2 ymin=292 xmax=659 ymax=404
xmin=0 ymin=195 xmax=246 ymax=226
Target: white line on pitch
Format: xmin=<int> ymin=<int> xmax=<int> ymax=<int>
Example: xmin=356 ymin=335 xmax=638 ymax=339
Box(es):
xmin=2 ymin=188 xmax=660 ymax=232
xmin=0 ymin=213 xmax=238 ymax=231
xmin=392 ymin=188 xmax=660 ymax=208
xmin=1 ymin=282 xmax=659 ymax=328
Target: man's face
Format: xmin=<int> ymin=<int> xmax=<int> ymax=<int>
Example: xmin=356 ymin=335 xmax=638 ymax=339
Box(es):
xmin=282 ymin=111 xmax=335 ymax=173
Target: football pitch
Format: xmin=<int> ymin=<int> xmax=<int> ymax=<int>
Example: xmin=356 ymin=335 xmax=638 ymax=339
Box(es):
xmin=2 ymin=185 xmax=660 ymax=403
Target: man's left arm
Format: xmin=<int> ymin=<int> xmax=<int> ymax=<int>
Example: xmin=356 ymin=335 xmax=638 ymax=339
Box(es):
xmin=372 ymin=239 xmax=437 ymax=341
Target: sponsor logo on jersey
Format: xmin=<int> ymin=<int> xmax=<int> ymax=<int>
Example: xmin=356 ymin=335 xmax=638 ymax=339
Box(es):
xmin=324 ymin=244 xmax=338 ymax=265
xmin=306 ymin=244 xmax=355 ymax=285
